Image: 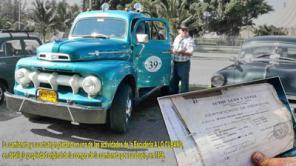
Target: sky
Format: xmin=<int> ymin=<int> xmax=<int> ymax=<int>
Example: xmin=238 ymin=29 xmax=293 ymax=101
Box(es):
xmin=24 ymin=0 xmax=82 ymax=8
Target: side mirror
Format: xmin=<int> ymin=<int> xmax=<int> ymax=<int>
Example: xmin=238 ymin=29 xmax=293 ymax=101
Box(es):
xmin=136 ymin=34 xmax=149 ymax=43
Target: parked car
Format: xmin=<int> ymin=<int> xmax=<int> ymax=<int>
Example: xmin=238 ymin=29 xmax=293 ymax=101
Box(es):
xmin=5 ymin=3 xmax=172 ymax=133
xmin=211 ymin=36 xmax=296 ymax=103
xmin=0 ymin=30 xmax=42 ymax=104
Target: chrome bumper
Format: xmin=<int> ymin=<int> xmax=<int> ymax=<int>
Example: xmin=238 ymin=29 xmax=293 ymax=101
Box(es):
xmin=5 ymin=92 xmax=107 ymax=124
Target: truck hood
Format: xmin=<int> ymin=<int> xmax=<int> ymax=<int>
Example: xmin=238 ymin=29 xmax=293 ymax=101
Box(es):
xmin=36 ymin=38 xmax=131 ymax=61
xmin=16 ymin=56 xmax=132 ymax=77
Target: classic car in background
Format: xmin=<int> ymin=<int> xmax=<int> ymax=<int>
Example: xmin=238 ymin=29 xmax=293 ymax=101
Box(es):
xmin=0 ymin=30 xmax=42 ymax=105
xmin=211 ymin=36 xmax=296 ymax=103
xmin=5 ymin=3 xmax=172 ymax=133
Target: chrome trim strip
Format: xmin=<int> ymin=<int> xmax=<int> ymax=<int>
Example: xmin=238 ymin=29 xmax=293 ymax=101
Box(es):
xmin=88 ymin=50 xmax=131 ymax=56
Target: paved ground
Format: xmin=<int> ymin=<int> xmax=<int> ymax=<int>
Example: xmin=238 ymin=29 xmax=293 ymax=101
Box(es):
xmin=0 ymin=52 xmax=234 ymax=165
xmin=0 ymin=97 xmax=177 ymax=166
xmin=190 ymin=52 xmax=234 ymax=86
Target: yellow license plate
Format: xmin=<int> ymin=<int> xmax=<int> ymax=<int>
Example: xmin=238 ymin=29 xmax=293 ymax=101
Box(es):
xmin=37 ymin=89 xmax=58 ymax=103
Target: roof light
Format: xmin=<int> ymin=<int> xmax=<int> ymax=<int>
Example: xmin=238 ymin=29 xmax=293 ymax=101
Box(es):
xmin=133 ymin=3 xmax=143 ymax=12
xmin=101 ymin=3 xmax=110 ymax=11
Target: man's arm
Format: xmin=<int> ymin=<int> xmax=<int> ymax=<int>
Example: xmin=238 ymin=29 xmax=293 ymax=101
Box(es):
xmin=177 ymin=50 xmax=192 ymax=57
xmin=172 ymin=35 xmax=180 ymax=54
xmin=178 ymin=38 xmax=195 ymax=57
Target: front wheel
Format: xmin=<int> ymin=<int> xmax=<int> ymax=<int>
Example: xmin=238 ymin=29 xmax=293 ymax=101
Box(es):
xmin=109 ymin=83 xmax=133 ymax=133
xmin=160 ymin=86 xmax=171 ymax=96
xmin=0 ymin=82 xmax=6 ymax=105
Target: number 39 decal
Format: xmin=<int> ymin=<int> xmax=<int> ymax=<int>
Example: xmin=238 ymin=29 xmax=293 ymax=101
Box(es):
xmin=144 ymin=56 xmax=162 ymax=72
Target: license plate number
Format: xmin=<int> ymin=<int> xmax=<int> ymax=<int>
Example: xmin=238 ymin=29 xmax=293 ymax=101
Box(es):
xmin=37 ymin=89 xmax=58 ymax=103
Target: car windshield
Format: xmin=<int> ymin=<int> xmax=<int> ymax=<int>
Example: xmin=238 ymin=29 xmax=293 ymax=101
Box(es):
xmin=71 ymin=17 xmax=127 ymax=39
xmin=240 ymin=42 xmax=296 ymax=61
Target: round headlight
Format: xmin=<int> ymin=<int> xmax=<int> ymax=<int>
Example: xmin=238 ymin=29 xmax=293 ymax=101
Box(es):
xmin=15 ymin=68 xmax=31 ymax=87
xmin=211 ymin=74 xmax=225 ymax=87
xmin=82 ymin=76 xmax=101 ymax=96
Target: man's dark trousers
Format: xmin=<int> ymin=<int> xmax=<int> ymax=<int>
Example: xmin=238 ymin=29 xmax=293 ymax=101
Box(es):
xmin=170 ymin=61 xmax=190 ymax=94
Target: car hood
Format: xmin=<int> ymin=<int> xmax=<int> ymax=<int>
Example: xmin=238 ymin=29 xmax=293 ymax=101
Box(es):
xmin=217 ymin=61 xmax=296 ymax=97
xmin=16 ymin=56 xmax=131 ymax=76
xmin=217 ymin=64 xmax=236 ymax=72
xmin=36 ymin=38 xmax=131 ymax=61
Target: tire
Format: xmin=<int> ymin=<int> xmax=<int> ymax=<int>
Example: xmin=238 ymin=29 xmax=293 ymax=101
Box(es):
xmin=160 ymin=86 xmax=171 ymax=96
xmin=109 ymin=83 xmax=133 ymax=133
xmin=0 ymin=82 xmax=6 ymax=105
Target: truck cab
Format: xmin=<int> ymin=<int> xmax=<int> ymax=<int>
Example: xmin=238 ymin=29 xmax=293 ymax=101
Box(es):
xmin=5 ymin=4 xmax=172 ymax=133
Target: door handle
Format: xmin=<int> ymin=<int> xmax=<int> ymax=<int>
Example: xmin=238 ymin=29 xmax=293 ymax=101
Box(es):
xmin=161 ymin=51 xmax=171 ymax=54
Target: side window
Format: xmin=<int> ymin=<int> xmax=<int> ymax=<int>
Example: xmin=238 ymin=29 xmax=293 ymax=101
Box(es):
xmin=135 ymin=22 xmax=149 ymax=35
xmin=149 ymin=21 xmax=167 ymax=40
xmin=132 ymin=20 xmax=167 ymax=42
xmin=3 ymin=40 xmax=22 ymax=56
xmin=23 ymin=39 xmax=40 ymax=55
xmin=0 ymin=42 xmax=4 ymax=57
xmin=133 ymin=20 xmax=151 ymax=43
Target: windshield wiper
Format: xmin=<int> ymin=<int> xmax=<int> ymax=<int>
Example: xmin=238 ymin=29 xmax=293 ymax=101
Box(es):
xmin=250 ymin=56 xmax=296 ymax=64
xmin=240 ymin=53 xmax=296 ymax=64
xmin=255 ymin=53 xmax=296 ymax=61
xmin=81 ymin=33 xmax=109 ymax=39
xmin=278 ymin=56 xmax=296 ymax=61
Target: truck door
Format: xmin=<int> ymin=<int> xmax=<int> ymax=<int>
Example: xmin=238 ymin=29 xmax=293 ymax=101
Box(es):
xmin=132 ymin=18 xmax=172 ymax=88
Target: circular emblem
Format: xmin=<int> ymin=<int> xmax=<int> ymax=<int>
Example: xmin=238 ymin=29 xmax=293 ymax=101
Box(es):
xmin=144 ymin=56 xmax=162 ymax=72
xmin=273 ymin=122 xmax=289 ymax=140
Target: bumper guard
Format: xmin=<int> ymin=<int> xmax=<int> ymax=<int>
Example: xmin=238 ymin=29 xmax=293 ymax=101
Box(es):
xmin=5 ymin=92 xmax=107 ymax=124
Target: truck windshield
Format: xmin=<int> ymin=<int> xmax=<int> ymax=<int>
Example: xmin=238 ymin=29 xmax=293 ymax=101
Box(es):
xmin=71 ymin=17 xmax=127 ymax=39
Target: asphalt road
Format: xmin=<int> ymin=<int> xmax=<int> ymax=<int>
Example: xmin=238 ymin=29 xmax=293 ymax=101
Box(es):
xmin=190 ymin=52 xmax=234 ymax=86
xmin=0 ymin=52 xmax=233 ymax=166
xmin=0 ymin=98 xmax=177 ymax=166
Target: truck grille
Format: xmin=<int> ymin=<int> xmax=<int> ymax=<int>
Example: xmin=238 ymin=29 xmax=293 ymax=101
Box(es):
xmin=27 ymin=71 xmax=84 ymax=94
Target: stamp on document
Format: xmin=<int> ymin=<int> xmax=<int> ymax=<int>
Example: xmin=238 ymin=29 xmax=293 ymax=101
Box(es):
xmin=273 ymin=122 xmax=289 ymax=139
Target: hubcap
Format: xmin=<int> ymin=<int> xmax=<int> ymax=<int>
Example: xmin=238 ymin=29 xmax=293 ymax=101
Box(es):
xmin=125 ymin=97 xmax=132 ymax=123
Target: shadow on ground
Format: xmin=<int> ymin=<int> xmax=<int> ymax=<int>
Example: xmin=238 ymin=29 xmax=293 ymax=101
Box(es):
xmin=1 ymin=86 xmax=206 ymax=147
xmin=28 ymin=91 xmax=170 ymax=145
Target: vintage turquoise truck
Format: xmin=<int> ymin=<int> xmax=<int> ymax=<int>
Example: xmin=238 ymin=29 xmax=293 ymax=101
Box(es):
xmin=5 ymin=5 xmax=172 ymax=133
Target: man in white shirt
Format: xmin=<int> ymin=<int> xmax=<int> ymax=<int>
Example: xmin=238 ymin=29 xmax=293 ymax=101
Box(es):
xmin=170 ymin=24 xmax=195 ymax=94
